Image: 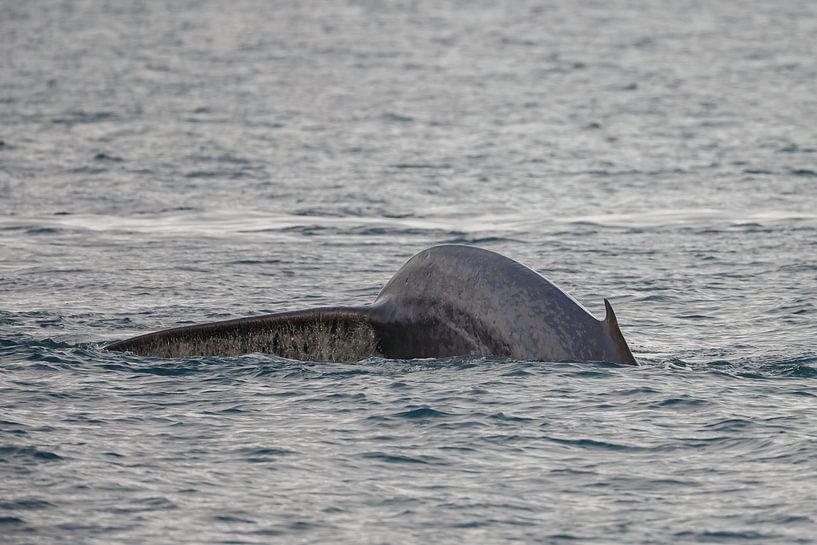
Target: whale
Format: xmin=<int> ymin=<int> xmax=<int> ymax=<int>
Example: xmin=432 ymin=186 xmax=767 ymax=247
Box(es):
xmin=106 ymin=245 xmax=637 ymax=364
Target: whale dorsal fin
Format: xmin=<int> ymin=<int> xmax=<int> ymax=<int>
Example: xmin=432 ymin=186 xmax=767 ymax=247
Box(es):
xmin=603 ymin=299 xmax=619 ymax=328
xmin=603 ymin=299 xmax=638 ymax=365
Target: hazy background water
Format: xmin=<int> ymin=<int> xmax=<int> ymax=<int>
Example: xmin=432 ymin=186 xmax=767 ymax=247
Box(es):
xmin=2 ymin=1 xmax=816 ymax=543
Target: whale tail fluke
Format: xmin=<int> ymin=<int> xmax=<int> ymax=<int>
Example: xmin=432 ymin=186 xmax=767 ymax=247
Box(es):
xmin=105 ymin=306 xmax=382 ymax=361
xmin=603 ymin=299 xmax=638 ymax=365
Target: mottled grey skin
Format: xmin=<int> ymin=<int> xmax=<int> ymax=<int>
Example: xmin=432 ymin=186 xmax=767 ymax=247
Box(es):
xmin=106 ymin=245 xmax=637 ymax=364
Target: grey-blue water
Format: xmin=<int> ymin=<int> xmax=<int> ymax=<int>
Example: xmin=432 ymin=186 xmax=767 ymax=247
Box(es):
xmin=2 ymin=1 xmax=816 ymax=543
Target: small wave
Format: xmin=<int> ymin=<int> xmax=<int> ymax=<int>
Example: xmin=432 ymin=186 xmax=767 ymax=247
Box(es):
xmin=780 ymin=143 xmax=816 ymax=153
xmin=349 ymin=225 xmax=455 ymax=237
xmin=381 ymin=112 xmax=414 ymax=123
xmin=186 ymin=153 xmax=253 ymax=165
xmin=24 ymin=227 xmax=62 ymax=235
xmin=0 ymin=499 xmax=53 ymax=510
xmin=394 ymin=407 xmax=451 ymax=419
xmin=213 ymin=514 xmax=256 ymax=524
xmin=546 ymin=437 xmax=642 ymax=452
xmin=441 ymin=234 xmax=524 ymax=245
xmin=110 ymin=496 xmax=177 ymax=514
xmin=490 ymin=412 xmax=533 ymax=422
xmin=673 ymin=530 xmax=780 ymax=541
xmin=633 ymin=294 xmax=676 ymax=303
xmin=292 ymin=206 xmax=415 ymax=218
xmin=51 ymin=111 xmax=118 ymax=126
xmin=93 ymin=152 xmax=125 ymax=162
xmin=240 ymin=447 xmax=292 ymax=457
xmin=229 ymin=258 xmax=283 ymax=265
xmin=360 ymin=451 xmax=436 ymax=464
xmin=0 ymin=446 xmax=62 ymax=462
xmin=184 ymin=170 xmax=250 ymax=179
xmin=705 ymin=354 xmax=817 ymax=379
xmin=774 ymin=361 xmax=817 ymax=378
xmin=390 ymin=163 xmax=452 ymax=170
xmin=703 ymin=418 xmax=755 ymax=432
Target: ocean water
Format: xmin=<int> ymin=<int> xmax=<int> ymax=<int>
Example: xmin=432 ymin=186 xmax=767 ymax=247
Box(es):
xmin=2 ymin=1 xmax=817 ymax=543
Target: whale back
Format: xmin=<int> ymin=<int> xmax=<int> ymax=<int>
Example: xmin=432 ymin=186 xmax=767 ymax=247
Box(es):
xmin=370 ymin=245 xmax=636 ymax=364
xmin=106 ymin=245 xmax=636 ymax=364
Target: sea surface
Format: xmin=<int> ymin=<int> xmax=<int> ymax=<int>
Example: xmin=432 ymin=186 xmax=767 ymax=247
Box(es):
xmin=2 ymin=1 xmax=817 ymax=543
